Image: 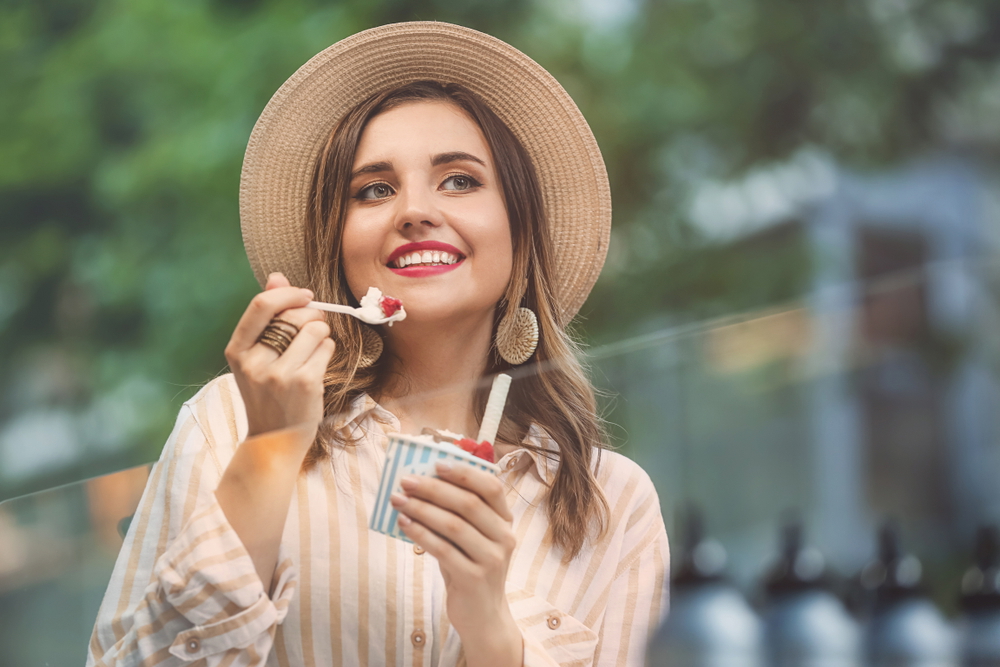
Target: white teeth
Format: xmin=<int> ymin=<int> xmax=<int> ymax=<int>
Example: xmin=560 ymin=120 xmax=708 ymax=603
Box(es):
xmin=394 ymin=249 xmax=463 ymax=268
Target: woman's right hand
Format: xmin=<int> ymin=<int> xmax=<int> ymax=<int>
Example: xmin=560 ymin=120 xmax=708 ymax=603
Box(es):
xmin=224 ymin=272 xmax=337 ymax=447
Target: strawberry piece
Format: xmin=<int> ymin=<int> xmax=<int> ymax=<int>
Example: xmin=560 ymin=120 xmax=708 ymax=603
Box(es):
xmin=455 ymin=438 xmax=478 ymax=454
xmin=380 ymin=296 xmax=403 ymax=317
xmin=472 ymin=441 xmax=495 ymax=463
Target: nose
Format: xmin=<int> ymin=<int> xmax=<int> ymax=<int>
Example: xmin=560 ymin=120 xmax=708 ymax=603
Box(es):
xmin=393 ymin=181 xmax=442 ymax=233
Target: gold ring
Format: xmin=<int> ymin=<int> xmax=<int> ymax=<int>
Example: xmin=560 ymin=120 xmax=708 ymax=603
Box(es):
xmin=258 ymin=333 xmax=290 ymax=355
xmin=269 ymin=317 xmax=300 ymax=337
xmin=258 ymin=318 xmax=301 ymax=355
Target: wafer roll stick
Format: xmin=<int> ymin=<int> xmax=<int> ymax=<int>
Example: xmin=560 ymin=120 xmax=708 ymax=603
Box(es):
xmin=477 ymin=373 xmax=512 ymax=446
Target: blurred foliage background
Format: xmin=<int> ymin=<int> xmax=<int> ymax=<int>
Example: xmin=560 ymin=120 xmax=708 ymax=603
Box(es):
xmin=2 ymin=0 xmax=1000 ymax=526
xmin=4 ymin=0 xmax=1000 ymax=661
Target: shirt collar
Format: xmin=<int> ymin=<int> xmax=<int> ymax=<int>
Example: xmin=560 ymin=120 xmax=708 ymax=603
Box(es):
xmin=496 ymin=424 xmax=559 ymax=484
xmin=328 ymin=393 xmax=400 ymax=435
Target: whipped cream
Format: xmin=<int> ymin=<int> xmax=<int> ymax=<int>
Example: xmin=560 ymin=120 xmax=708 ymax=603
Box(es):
xmin=358 ymin=287 xmax=407 ymax=326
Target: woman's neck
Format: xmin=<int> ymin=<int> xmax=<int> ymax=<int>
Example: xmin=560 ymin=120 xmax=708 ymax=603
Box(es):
xmin=378 ymin=313 xmax=494 ymax=439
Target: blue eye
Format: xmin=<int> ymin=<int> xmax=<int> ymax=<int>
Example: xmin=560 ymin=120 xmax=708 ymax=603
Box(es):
xmin=357 ymin=183 xmax=394 ymax=200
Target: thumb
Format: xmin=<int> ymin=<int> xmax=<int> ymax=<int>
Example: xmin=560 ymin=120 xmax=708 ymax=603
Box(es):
xmin=266 ymin=272 xmax=292 ymax=290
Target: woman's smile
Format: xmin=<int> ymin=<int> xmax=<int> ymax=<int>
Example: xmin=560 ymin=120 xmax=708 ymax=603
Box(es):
xmin=387 ymin=240 xmax=466 ymax=276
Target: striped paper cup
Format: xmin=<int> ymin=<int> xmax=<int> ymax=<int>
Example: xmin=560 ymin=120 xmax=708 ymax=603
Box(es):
xmin=370 ymin=434 xmax=499 ymax=543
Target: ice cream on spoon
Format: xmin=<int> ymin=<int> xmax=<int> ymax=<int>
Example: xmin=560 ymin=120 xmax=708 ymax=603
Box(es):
xmin=307 ymin=286 xmax=406 ymax=326
xmin=358 ymin=287 xmax=404 ymax=324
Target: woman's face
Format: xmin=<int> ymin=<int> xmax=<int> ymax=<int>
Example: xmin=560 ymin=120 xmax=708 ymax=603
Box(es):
xmin=341 ymin=101 xmax=513 ymax=329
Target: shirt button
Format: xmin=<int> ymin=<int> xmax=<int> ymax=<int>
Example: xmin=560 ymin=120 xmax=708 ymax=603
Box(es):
xmin=411 ymin=629 xmax=426 ymax=647
xmin=413 ymin=544 xmax=425 ymax=555
xmin=547 ymin=614 xmax=561 ymax=630
xmin=186 ymin=638 xmax=201 ymax=652
xmin=505 ymin=457 xmax=518 ymax=470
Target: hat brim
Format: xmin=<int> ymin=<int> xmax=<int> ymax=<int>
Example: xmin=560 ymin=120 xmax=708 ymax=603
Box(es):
xmin=240 ymin=21 xmax=611 ymax=324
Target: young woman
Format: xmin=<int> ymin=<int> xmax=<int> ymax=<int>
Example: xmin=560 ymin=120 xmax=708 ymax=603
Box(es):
xmin=88 ymin=22 xmax=668 ymax=667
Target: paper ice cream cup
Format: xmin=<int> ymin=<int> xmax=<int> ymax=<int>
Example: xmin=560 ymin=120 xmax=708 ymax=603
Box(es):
xmin=370 ymin=434 xmax=499 ymax=543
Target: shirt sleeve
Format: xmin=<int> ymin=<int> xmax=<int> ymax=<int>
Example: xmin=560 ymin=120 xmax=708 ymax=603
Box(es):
xmin=591 ymin=470 xmax=669 ymax=667
xmin=86 ymin=398 xmax=298 ymax=667
xmin=508 ymin=590 xmax=599 ymax=667
xmin=591 ymin=525 xmax=669 ymax=666
xmin=511 ymin=466 xmax=670 ymax=667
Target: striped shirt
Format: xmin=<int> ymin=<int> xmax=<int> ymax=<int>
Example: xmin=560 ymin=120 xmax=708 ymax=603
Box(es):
xmin=87 ymin=374 xmax=669 ymax=666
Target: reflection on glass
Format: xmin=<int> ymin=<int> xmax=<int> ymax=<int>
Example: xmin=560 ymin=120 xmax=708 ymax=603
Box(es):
xmin=0 ymin=465 xmax=150 ymax=666
xmin=2 ymin=261 xmax=999 ymax=663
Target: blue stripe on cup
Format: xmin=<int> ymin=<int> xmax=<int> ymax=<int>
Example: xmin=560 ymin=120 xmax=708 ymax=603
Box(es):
xmin=369 ymin=435 xmax=499 ymax=543
xmin=372 ymin=438 xmax=405 ymax=531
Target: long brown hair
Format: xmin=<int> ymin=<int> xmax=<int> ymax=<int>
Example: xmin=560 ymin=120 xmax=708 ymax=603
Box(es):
xmin=303 ymin=80 xmax=609 ymax=560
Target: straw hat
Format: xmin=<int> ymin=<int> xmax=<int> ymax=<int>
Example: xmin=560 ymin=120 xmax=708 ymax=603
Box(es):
xmin=240 ymin=21 xmax=611 ymax=323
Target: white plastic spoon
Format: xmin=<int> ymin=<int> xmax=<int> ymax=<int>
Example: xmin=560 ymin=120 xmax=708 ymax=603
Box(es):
xmin=306 ymin=287 xmax=406 ymax=326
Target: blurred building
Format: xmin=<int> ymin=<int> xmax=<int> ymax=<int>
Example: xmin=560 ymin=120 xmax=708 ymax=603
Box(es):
xmin=599 ymin=150 xmax=1000 ymax=589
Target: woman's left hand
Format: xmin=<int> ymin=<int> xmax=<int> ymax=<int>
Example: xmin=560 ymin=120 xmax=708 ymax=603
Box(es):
xmin=390 ymin=461 xmax=522 ymax=667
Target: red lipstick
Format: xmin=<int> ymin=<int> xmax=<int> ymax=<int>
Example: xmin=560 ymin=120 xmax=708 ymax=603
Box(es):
xmin=387 ymin=241 xmax=465 ymax=277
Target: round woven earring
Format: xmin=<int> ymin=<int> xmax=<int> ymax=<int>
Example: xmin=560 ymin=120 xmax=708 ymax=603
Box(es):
xmin=358 ymin=326 xmax=384 ymax=368
xmin=496 ymin=306 xmax=539 ymax=365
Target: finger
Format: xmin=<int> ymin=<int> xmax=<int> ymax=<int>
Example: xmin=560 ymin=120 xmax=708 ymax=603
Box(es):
xmin=396 ymin=513 xmax=478 ymax=576
xmin=241 ymin=304 xmax=327 ymax=368
xmin=433 ymin=462 xmax=513 ymax=522
xmin=399 ymin=474 xmax=511 ymax=544
xmin=228 ymin=287 xmax=314 ymax=353
xmin=266 ymin=272 xmax=291 ymax=290
xmin=272 ymin=320 xmax=331 ymax=371
xmin=391 ymin=492 xmax=497 ymax=565
xmin=240 ymin=313 xmax=327 ymax=369
xmin=309 ymin=337 xmax=337 ymax=377
xmin=270 ymin=304 xmax=327 ymax=331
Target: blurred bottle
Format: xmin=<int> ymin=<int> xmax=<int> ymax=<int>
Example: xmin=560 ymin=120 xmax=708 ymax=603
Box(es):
xmin=761 ymin=520 xmax=860 ymax=667
xmin=647 ymin=508 xmax=763 ymax=667
xmin=863 ymin=521 xmax=957 ymax=667
xmin=957 ymin=525 xmax=1000 ymax=666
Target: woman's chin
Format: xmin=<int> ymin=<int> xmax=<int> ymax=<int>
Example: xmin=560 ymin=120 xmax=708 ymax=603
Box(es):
xmin=387 ymin=303 xmax=496 ymax=330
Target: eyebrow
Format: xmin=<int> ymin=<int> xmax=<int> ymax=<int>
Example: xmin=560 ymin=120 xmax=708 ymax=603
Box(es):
xmin=350 ymin=161 xmax=392 ymax=180
xmin=349 ymin=152 xmax=487 ymax=181
xmin=431 ymin=151 xmax=486 ymax=168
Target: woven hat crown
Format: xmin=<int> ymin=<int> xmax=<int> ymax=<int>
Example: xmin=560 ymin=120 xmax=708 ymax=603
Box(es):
xmin=240 ymin=21 xmax=611 ymax=323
